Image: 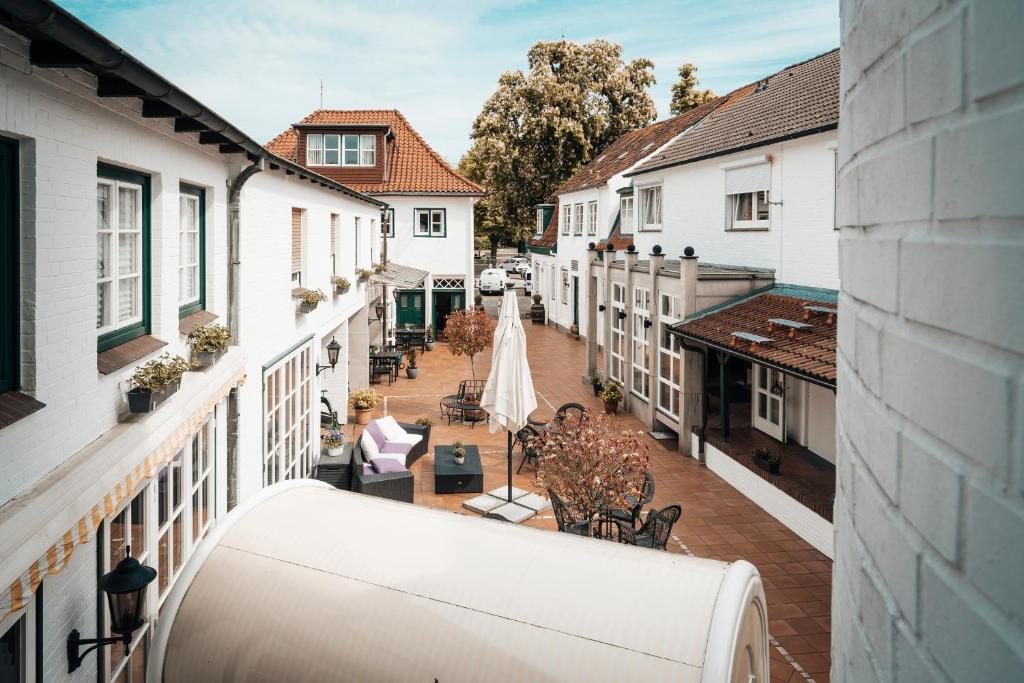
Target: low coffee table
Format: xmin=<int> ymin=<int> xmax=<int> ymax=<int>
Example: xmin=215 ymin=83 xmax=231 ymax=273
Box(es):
xmin=434 ymin=444 xmax=484 ymax=494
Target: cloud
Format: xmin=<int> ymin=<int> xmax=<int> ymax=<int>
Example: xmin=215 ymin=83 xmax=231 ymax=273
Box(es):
xmin=57 ymin=0 xmax=838 ymax=163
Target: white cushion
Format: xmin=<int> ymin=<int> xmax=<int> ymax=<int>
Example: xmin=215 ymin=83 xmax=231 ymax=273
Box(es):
xmin=389 ymin=433 xmax=422 ymax=447
xmin=375 ymin=415 xmax=407 ymax=441
xmin=360 ymin=430 xmax=380 ymax=461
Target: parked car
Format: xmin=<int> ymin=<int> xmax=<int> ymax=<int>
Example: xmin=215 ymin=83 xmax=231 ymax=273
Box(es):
xmin=524 ymin=272 xmax=533 ymax=295
xmin=501 ymin=257 xmax=529 ymax=276
xmin=478 ymin=268 xmax=508 ymax=295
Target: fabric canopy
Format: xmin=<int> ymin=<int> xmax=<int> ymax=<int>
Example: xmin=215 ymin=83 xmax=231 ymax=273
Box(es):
xmin=481 ymin=290 xmax=537 ymax=434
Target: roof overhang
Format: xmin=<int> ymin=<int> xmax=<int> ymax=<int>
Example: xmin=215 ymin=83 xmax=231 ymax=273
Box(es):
xmin=293 ymin=123 xmax=392 ymax=131
xmin=369 ymin=191 xmax=485 ymax=198
xmin=370 ymin=262 xmax=429 ymax=289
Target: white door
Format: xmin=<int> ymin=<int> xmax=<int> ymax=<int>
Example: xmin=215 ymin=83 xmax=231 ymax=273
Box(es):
xmin=752 ymin=364 xmax=785 ymax=441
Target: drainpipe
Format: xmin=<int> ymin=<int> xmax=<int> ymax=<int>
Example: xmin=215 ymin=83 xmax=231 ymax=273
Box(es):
xmin=224 ymin=156 xmax=263 ymax=511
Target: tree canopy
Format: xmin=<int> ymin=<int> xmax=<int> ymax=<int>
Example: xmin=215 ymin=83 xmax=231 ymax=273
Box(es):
xmin=669 ymin=63 xmax=716 ymax=115
xmin=459 ymin=40 xmax=657 ymax=254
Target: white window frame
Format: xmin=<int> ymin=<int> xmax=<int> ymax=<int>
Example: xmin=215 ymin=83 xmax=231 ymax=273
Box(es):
xmin=291 ymin=208 xmax=305 ymax=287
xmin=727 ymin=190 xmax=771 ymax=230
xmin=535 ymin=208 xmax=545 ymax=235
xmin=753 ymin=364 xmax=786 ymax=441
xmin=330 ymin=213 xmax=339 ymax=274
xmin=263 ymin=341 xmax=315 ymax=486
xmin=637 ymin=185 xmax=662 ymax=231
xmin=306 ymin=133 xmax=323 ymax=165
xmin=610 ymin=283 xmax=626 ymax=382
xmin=620 ymin=195 xmax=634 ymax=233
xmin=561 ymin=204 xmax=571 ymax=235
xmin=178 ymin=192 xmax=200 ymax=309
xmin=560 ymin=268 xmax=570 ymax=304
xmin=657 ymin=293 xmax=681 ymax=420
xmin=573 ymin=203 xmax=584 ymax=236
xmin=414 ymin=209 xmax=446 ymax=237
xmin=96 ymin=178 xmax=144 ymax=336
xmin=587 ymin=200 xmax=597 ymax=236
xmin=341 ymin=134 xmax=376 ymax=167
xmin=631 ymin=287 xmax=651 ymax=399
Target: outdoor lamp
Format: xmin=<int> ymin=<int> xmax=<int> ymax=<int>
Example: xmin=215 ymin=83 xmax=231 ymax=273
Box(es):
xmin=316 ymin=337 xmax=342 ymax=376
xmin=67 ymin=547 xmax=155 ymax=673
xmin=375 ymin=303 xmax=386 ymax=323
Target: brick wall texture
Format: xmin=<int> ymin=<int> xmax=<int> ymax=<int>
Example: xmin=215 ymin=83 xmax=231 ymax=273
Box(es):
xmin=834 ymin=1 xmax=1024 ymax=681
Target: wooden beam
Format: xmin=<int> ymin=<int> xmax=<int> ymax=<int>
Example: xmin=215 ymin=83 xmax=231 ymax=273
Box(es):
xmin=141 ymin=100 xmax=180 ymax=118
xmin=198 ymin=131 xmax=231 ymax=145
xmin=97 ymin=76 xmax=146 ymax=98
xmin=285 ymin=169 xmax=295 ymax=175
xmin=218 ymin=144 xmax=245 ymax=155
xmin=29 ymin=41 xmax=89 ymax=68
xmin=174 ymin=118 xmax=207 ymax=132
xmin=269 ymin=163 xmax=280 ymax=171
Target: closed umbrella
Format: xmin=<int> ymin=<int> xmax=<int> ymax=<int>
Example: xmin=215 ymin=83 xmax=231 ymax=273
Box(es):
xmin=480 ymin=287 xmax=537 ymax=503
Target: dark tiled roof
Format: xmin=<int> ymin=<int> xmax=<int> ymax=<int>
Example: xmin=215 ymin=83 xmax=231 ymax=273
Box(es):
xmin=266 ymin=110 xmax=484 ymax=195
xmin=529 ymin=198 xmax=559 ymax=248
xmin=674 ymin=290 xmax=837 ymax=385
xmin=596 ymin=222 xmax=633 ymax=251
xmin=632 ymin=49 xmax=840 ymax=175
xmin=557 ymin=98 xmax=724 ymax=194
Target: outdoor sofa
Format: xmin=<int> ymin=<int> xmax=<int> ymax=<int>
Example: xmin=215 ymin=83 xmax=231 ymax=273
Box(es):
xmin=351 ymin=417 xmax=431 ymax=503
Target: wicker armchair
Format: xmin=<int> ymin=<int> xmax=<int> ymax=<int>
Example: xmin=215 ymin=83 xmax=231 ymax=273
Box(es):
xmin=616 ymin=505 xmax=682 ymax=550
xmin=607 ymin=471 xmax=655 ymax=529
xmin=352 ymin=441 xmax=414 ymax=503
xmin=549 ymin=491 xmax=591 ymax=536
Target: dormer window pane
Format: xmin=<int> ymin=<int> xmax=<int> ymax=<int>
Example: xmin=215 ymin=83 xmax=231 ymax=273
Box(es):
xmin=343 ymin=135 xmax=359 ymax=165
xmin=360 ymin=135 xmax=376 ymax=166
xmin=306 ymin=134 xmax=323 ymax=165
xmin=323 ymin=134 xmax=340 ymax=165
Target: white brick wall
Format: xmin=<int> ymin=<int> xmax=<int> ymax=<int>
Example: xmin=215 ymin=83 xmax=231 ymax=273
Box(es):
xmin=834 ymin=1 xmax=1024 ymax=681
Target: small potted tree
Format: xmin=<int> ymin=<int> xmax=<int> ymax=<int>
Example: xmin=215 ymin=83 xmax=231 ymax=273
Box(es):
xmin=349 ymin=388 xmax=380 ymax=425
xmin=530 ymin=292 xmax=545 ymax=325
xmin=330 ymin=275 xmax=350 ymax=294
xmin=321 ymin=429 xmax=346 ymax=458
xmin=424 ymin=325 xmax=436 ymax=351
xmin=186 ymin=323 xmax=230 ymax=368
xmin=127 ymin=353 xmax=191 ymax=414
xmin=452 ymin=439 xmax=466 ymax=466
xmin=473 ymin=293 xmax=484 ymax=311
xmin=297 ymin=288 xmax=327 ymax=313
xmin=405 ymin=348 xmax=420 ymax=379
xmin=445 ymin=308 xmax=496 ymax=422
xmin=752 ymin=447 xmax=783 ymax=474
xmin=600 ymin=380 xmax=623 ymax=414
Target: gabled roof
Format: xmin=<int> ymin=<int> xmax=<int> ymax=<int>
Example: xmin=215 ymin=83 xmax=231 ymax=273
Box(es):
xmin=266 ymin=110 xmax=484 ymax=196
xmin=528 ymin=198 xmax=559 ymax=249
xmin=631 ymin=48 xmax=840 ymax=176
xmin=673 ymin=287 xmax=838 ymax=387
xmin=556 ymin=98 xmax=724 ymax=194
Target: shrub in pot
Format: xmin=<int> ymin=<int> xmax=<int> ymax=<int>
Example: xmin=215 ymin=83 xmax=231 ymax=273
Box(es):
xmin=357 ymin=268 xmax=374 ymax=281
xmin=453 ymin=439 xmax=466 ymax=465
xmin=589 ymin=371 xmax=604 ymax=397
xmin=321 ymin=429 xmax=346 ymax=458
xmin=186 ymin=323 xmax=230 ymax=368
xmin=424 ymin=325 xmax=436 ymax=351
xmin=405 ymin=348 xmax=420 ymax=379
xmin=331 ymin=275 xmax=350 ymax=293
xmin=127 ymin=353 xmax=191 ymax=413
xmin=474 ymin=293 xmax=484 ymax=311
xmin=530 ymin=293 xmax=545 ymax=325
xmin=296 ymin=288 xmax=327 ymax=313
xmin=568 ymin=323 xmax=580 ymax=339
xmin=752 ymin=447 xmax=783 ymax=474
xmin=349 ymin=388 xmax=380 ymax=425
xmin=600 ymin=381 xmax=623 ymax=415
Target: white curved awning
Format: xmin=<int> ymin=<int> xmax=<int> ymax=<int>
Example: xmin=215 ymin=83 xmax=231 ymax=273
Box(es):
xmin=151 ymin=482 xmax=768 ymax=682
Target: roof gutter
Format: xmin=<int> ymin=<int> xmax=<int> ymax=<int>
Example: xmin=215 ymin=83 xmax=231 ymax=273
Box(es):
xmin=0 ymin=0 xmax=384 ymax=208
xmin=623 ymin=123 xmax=839 ymax=178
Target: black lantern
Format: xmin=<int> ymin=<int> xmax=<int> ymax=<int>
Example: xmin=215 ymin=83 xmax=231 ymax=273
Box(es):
xmin=316 ymin=337 xmax=342 ymax=376
xmin=375 ymin=303 xmax=386 ymax=323
xmin=68 ymin=547 xmax=155 ymax=673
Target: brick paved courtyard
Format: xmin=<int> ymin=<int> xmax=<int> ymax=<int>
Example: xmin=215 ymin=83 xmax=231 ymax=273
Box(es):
xmin=347 ymin=322 xmax=833 ymax=682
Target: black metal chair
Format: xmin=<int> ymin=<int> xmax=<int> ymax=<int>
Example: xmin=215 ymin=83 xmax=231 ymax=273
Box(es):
xmin=607 ymin=471 xmax=655 ymax=529
xmin=617 ymin=504 xmax=682 ymax=550
xmin=515 ymin=425 xmax=540 ymax=473
xmin=549 ymin=491 xmax=590 ymax=536
xmin=553 ymin=402 xmax=587 ymax=428
xmin=370 ymin=363 xmax=392 ymax=385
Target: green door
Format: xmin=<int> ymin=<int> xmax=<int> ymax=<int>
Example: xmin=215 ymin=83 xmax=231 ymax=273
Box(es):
xmin=572 ymin=276 xmax=579 ymax=327
xmin=396 ymin=290 xmax=425 ymax=328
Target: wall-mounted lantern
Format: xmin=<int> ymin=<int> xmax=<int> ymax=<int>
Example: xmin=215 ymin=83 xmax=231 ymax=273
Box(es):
xmin=316 ymin=337 xmax=342 ymax=376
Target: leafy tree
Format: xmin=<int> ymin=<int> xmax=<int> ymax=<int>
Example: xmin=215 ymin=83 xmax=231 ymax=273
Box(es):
xmin=459 ymin=39 xmax=657 ymax=261
xmin=669 ymin=63 xmax=716 ymax=115
xmin=445 ymin=308 xmax=496 ymax=381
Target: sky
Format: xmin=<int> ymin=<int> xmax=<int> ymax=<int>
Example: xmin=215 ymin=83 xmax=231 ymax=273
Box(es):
xmin=59 ymin=0 xmax=840 ymax=164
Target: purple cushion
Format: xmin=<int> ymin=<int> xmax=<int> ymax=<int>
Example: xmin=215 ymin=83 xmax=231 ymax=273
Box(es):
xmin=364 ymin=421 xmax=387 ymax=449
xmin=380 ymin=441 xmax=412 ymax=456
xmin=371 ymin=458 xmax=407 ymax=474
xmin=362 ymin=463 xmax=375 ymax=475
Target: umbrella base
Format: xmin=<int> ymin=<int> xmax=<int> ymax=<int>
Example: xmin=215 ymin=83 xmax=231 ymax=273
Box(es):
xmin=489 ymin=502 xmax=536 ymax=524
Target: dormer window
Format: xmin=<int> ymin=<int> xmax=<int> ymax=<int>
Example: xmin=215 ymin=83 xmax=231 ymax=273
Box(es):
xmin=306 ymin=133 xmax=376 ymax=167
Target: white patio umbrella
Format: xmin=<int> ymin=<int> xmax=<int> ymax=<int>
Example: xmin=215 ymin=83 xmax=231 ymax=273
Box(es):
xmin=480 ymin=286 xmax=537 ymax=503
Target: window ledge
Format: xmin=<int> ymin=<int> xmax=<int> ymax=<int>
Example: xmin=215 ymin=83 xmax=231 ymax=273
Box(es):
xmin=179 ymin=310 xmax=218 ymax=336
xmin=97 ymin=335 xmax=168 ymax=375
xmin=0 ymin=391 xmax=46 ymax=430
xmin=725 ymin=226 xmax=770 ymax=232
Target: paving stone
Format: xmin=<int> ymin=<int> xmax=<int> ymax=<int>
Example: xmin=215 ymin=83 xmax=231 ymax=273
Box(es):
xmin=490 ymin=502 xmax=536 ymax=524
xmin=462 ymin=494 xmax=504 ymax=514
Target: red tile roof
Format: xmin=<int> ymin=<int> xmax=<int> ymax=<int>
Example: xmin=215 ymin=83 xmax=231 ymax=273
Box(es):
xmin=632 ymin=49 xmax=840 ymax=175
xmin=596 ymin=223 xmax=633 ymax=251
xmin=529 ymin=198 xmax=559 ymax=249
xmin=556 ymin=98 xmax=725 ymax=194
xmin=266 ymin=110 xmax=484 ymax=195
xmin=674 ymin=291 xmax=837 ymax=385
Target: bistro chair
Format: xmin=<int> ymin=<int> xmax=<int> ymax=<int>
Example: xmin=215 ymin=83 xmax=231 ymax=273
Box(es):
xmin=617 ymin=504 xmax=682 ymax=551
xmin=515 ymin=425 xmax=540 ymax=473
xmin=549 ymin=491 xmax=590 ymax=537
xmin=607 ymin=471 xmax=656 ymax=530
xmin=553 ymin=402 xmax=586 ymax=428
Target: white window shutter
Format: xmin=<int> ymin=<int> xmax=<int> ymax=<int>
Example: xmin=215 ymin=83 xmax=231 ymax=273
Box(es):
xmin=725 ymin=163 xmax=770 ymax=194
xmin=291 ymin=209 xmax=302 ymax=274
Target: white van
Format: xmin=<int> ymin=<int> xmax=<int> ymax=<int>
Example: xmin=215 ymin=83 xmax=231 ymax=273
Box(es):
xmin=478 ymin=268 xmax=508 ymax=295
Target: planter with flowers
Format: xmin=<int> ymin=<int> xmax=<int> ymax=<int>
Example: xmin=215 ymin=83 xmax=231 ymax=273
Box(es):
xmin=186 ymin=323 xmax=230 ymax=368
xmin=600 ymin=380 xmax=623 ymax=414
xmin=127 ymin=353 xmax=192 ymax=414
xmin=452 ymin=439 xmax=466 ymax=465
xmin=349 ymin=388 xmax=380 ymax=425
xmin=357 ymin=268 xmax=374 ymax=282
xmin=296 ymin=288 xmax=327 ymax=313
xmin=373 ymin=263 xmax=386 ymax=273
xmin=331 ymin=275 xmax=350 ymax=294
xmin=321 ymin=429 xmax=346 ymax=458
xmin=568 ymin=323 xmax=580 ymax=340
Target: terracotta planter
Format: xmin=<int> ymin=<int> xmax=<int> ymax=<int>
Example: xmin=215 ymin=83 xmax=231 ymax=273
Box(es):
xmin=602 ymin=400 xmax=619 ymax=415
xmin=354 ymin=408 xmax=372 ymax=425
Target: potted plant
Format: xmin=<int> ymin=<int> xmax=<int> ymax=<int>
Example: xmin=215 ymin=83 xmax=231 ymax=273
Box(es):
xmin=600 ymin=380 xmax=622 ymax=414
xmin=414 ymin=416 xmax=433 ymax=447
xmin=127 ymin=353 xmax=191 ymax=414
xmin=452 ymin=439 xmax=466 ymax=466
xmin=357 ymin=268 xmax=374 ymax=281
xmin=331 ymin=275 xmax=350 ymax=293
xmin=530 ymin=292 xmax=545 ymax=325
xmin=296 ymin=288 xmax=327 ymax=313
xmin=568 ymin=323 xmax=580 ymax=340
xmin=589 ymin=371 xmax=604 ymax=397
xmin=474 ymin=292 xmax=484 ymax=311
xmin=186 ymin=323 xmax=230 ymax=368
xmin=349 ymin=388 xmax=380 ymax=425
xmin=321 ymin=429 xmax=346 ymax=457
xmin=752 ymin=447 xmax=783 ymax=474
xmin=445 ymin=308 xmax=496 ymax=422
xmin=405 ymin=348 xmax=420 ymax=379
xmin=425 ymin=325 xmax=436 ymax=351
